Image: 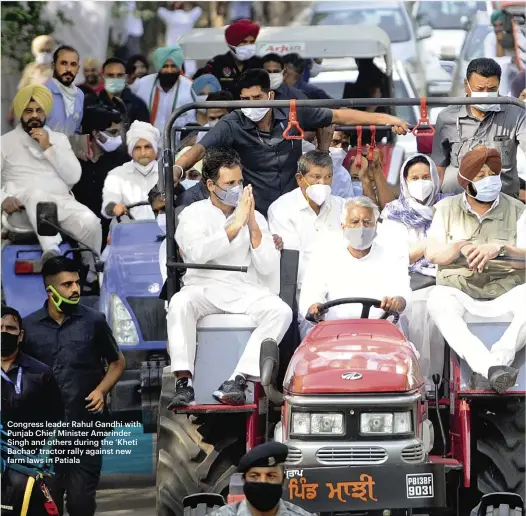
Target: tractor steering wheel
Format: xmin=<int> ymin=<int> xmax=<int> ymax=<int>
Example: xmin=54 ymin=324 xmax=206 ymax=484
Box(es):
xmin=305 ymin=297 xmax=400 ymax=324
xmin=116 ymin=201 xmax=151 ymax=222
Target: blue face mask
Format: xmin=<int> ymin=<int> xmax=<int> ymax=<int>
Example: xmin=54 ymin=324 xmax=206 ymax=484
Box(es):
xmin=181 ymin=179 xmax=200 ymax=190
xmin=352 ymin=181 xmax=364 ymax=197
xmin=105 ymin=77 xmax=126 ymax=94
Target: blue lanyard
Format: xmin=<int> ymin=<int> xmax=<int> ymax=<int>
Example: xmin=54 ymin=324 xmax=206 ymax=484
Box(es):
xmin=1 ymin=366 xmax=22 ymax=396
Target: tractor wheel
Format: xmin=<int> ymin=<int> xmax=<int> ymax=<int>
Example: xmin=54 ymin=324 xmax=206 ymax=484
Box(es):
xmin=475 ymin=398 xmax=525 ymax=495
xmin=156 ymin=368 xmax=246 ymax=516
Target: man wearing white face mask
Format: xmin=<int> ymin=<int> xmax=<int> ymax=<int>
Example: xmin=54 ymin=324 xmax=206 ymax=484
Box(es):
xmin=299 ymin=196 xmax=411 ymax=328
xmin=102 ymin=121 xmax=160 ymax=221
xmin=204 ymin=19 xmax=262 ymax=94
xmin=167 ymin=146 xmax=292 ymax=408
xmin=268 ymin=151 xmax=349 ymax=294
xmin=261 ymin=53 xmax=307 ymax=101
xmin=426 ymin=146 xmax=526 ymax=394
xmin=432 ymin=57 xmax=526 ymax=197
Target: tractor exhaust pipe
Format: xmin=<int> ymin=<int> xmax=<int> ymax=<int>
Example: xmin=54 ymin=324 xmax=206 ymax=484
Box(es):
xmin=260 ymin=339 xmax=284 ymax=407
xmin=432 ymin=374 xmax=447 ymax=458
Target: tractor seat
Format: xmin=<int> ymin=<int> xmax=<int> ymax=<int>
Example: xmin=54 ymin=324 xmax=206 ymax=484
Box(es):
xmin=197 ymin=314 xmax=256 ymax=330
xmin=2 ymin=212 xmax=39 ymax=244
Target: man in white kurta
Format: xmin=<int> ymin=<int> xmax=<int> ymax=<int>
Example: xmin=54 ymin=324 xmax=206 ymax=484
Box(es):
xmin=167 ymin=147 xmax=292 ymax=408
xmin=102 ymin=121 xmax=159 ymax=221
xmin=1 ymin=84 xmax=101 ymax=280
xmin=268 ymin=150 xmax=350 ymax=295
xmin=130 ymin=45 xmax=195 ymax=143
xmin=300 ymin=197 xmax=411 ymax=327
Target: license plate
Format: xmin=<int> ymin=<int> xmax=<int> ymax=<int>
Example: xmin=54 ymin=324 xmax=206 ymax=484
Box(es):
xmin=406 ymin=473 xmax=434 ymax=499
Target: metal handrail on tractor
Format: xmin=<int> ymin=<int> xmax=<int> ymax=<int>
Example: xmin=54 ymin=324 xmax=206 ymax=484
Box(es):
xmin=162 ymin=97 xmax=525 ymax=301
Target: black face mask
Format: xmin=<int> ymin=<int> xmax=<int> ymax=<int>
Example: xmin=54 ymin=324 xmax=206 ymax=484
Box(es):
xmin=1 ymin=332 xmax=20 ymax=358
xmin=243 ymin=482 xmax=283 ymax=512
xmin=158 ymin=72 xmax=180 ymax=90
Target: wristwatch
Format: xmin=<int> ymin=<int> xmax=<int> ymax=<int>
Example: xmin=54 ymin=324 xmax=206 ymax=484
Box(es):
xmin=498 ymin=245 xmax=507 ymax=257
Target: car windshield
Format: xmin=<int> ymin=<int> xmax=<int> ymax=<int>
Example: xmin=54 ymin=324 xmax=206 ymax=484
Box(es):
xmin=311 ymin=7 xmax=411 ymax=43
xmin=415 ymin=1 xmax=486 ymax=30
xmin=464 ymin=24 xmax=492 ymax=60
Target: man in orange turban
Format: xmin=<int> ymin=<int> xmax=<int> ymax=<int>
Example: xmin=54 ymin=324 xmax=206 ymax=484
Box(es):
xmin=424 ymin=145 xmax=526 ymax=394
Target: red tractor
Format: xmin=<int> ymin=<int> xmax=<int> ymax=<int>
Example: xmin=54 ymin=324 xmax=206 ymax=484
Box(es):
xmin=155 ymin=96 xmax=525 ymax=516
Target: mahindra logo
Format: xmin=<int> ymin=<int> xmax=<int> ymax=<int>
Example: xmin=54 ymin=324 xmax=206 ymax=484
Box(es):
xmin=342 ymin=372 xmax=362 ymax=380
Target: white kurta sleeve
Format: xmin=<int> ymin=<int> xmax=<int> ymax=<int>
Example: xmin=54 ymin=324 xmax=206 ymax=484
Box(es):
xmin=384 ymin=248 xmax=412 ymax=313
xmin=101 ymin=168 xmax=124 ymax=219
xmin=250 ymin=212 xmax=280 ymax=276
xmin=268 ymin=202 xmax=301 ymax=251
xmin=189 ymin=6 xmax=203 ymax=23
xmin=299 ymin=246 xmax=329 ymax=316
xmin=483 ymin=32 xmax=497 ymax=59
xmin=426 ymin=205 xmax=448 ymax=244
xmin=176 ymin=206 xmax=231 ymax=264
xmin=44 ymin=133 xmax=81 ymax=188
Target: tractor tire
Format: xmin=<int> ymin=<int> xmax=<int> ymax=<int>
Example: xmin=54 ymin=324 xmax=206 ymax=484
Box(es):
xmin=156 ymin=368 xmax=245 ymax=516
xmin=475 ymin=398 xmax=525 ymax=495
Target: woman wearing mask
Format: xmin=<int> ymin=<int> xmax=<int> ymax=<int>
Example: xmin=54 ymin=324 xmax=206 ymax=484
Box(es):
xmin=381 ymin=154 xmax=448 ymax=388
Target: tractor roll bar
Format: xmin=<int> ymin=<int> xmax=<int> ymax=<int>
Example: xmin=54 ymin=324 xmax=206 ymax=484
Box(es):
xmin=172 ymin=124 xmax=431 ymax=133
xmin=163 ymin=97 xmax=524 ymax=302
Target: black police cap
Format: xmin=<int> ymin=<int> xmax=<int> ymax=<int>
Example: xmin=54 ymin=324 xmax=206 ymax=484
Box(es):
xmin=237 ymin=442 xmax=289 ymax=473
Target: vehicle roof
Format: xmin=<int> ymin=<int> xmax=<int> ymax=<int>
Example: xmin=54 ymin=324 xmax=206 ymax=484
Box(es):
xmin=178 ymin=25 xmax=392 ymax=60
xmin=311 ymin=1 xmax=403 ymax=12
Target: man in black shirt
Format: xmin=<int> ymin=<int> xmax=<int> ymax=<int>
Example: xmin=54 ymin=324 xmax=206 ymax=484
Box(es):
xmin=1 ymin=306 xmax=63 ymax=516
xmin=22 ymin=257 xmax=126 ymax=516
xmin=172 ymin=69 xmax=409 ymax=217
xmin=204 ymin=19 xmax=262 ymax=95
xmin=98 ymin=57 xmax=149 ymax=126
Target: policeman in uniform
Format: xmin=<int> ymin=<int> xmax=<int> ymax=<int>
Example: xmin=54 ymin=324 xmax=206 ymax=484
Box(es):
xmin=204 ymin=19 xmax=262 ymax=95
xmin=212 ymin=442 xmax=315 ymax=516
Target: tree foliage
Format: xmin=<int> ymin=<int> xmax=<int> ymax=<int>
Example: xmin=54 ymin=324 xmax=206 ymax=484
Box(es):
xmin=1 ymin=2 xmax=69 ymax=71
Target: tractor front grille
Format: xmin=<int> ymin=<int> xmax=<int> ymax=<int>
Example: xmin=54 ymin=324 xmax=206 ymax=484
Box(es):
xmin=401 ymin=443 xmax=424 ymax=463
xmin=286 ymin=447 xmax=303 ymax=465
xmin=316 ymin=446 xmax=387 ymax=465
xmin=127 ymin=297 xmax=168 ymax=342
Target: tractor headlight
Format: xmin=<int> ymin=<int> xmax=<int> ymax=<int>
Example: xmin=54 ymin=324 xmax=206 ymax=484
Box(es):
xmin=111 ymin=295 xmax=139 ymax=346
xmin=291 ymin=412 xmax=344 ymax=435
xmin=360 ymin=412 xmax=412 ymax=435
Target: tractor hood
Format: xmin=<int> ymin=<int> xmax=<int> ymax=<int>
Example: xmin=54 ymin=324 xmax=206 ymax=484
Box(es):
xmin=284 ymin=320 xmax=422 ymax=395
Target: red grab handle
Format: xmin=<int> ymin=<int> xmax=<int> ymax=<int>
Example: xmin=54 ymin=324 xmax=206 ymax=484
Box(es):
xmin=282 ymin=99 xmax=305 ymax=140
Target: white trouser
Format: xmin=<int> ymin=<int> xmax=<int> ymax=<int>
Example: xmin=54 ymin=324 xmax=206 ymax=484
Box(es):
xmin=167 ymin=286 xmax=293 ymax=378
xmin=16 ymin=190 xmax=102 ymax=272
xmin=408 ymin=286 xmax=445 ymax=383
xmin=427 ymin=284 xmax=526 ymax=377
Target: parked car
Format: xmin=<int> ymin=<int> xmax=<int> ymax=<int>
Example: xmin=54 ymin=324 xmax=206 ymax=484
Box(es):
xmin=450 ymin=11 xmax=493 ymax=96
xmin=412 ymin=0 xmax=492 ymax=62
xmin=292 ymin=1 xmax=451 ymax=96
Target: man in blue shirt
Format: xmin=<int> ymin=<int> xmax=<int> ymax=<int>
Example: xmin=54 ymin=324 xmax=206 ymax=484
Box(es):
xmin=44 ymin=45 xmax=84 ymax=136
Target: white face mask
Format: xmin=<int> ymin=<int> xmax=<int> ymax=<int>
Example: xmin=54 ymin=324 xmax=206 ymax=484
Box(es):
xmin=468 ymin=83 xmax=500 ymax=112
xmin=97 ymin=134 xmax=122 ymax=153
xmin=329 ymin=147 xmax=347 ymax=165
xmin=134 ymin=160 xmax=156 ymax=176
xmin=306 ymin=184 xmax=331 ymax=206
xmin=310 ymin=62 xmax=323 ymax=78
xmin=181 ymin=178 xmax=200 ymax=190
xmin=343 ymin=226 xmax=376 ymax=251
xmin=208 ymin=119 xmax=219 ymax=128
xmin=407 ymin=179 xmax=434 ymax=202
xmin=269 ymin=72 xmax=283 ymax=90
xmin=196 ymin=94 xmax=208 ymax=113
xmin=352 ymin=181 xmax=364 ymax=197
xmin=232 ymin=44 xmax=256 ymax=62
xmin=156 ymin=213 xmax=166 ymax=235
xmin=242 ymin=95 xmax=271 ymax=122
xmin=35 ymin=52 xmax=53 ymax=65
xmin=469 ymin=175 xmax=502 ymax=202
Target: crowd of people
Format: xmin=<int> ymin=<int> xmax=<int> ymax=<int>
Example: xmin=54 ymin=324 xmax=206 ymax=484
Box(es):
xmin=1 ymin=13 xmax=526 ymax=516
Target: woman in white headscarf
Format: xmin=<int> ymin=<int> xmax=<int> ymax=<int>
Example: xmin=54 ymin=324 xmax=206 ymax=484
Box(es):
xmin=381 ymin=154 xmax=448 ymax=388
xmin=101 ymin=121 xmax=161 ymax=221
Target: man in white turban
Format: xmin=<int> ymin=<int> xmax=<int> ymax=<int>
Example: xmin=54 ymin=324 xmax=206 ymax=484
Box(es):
xmin=101 ymin=120 xmax=161 ymax=220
